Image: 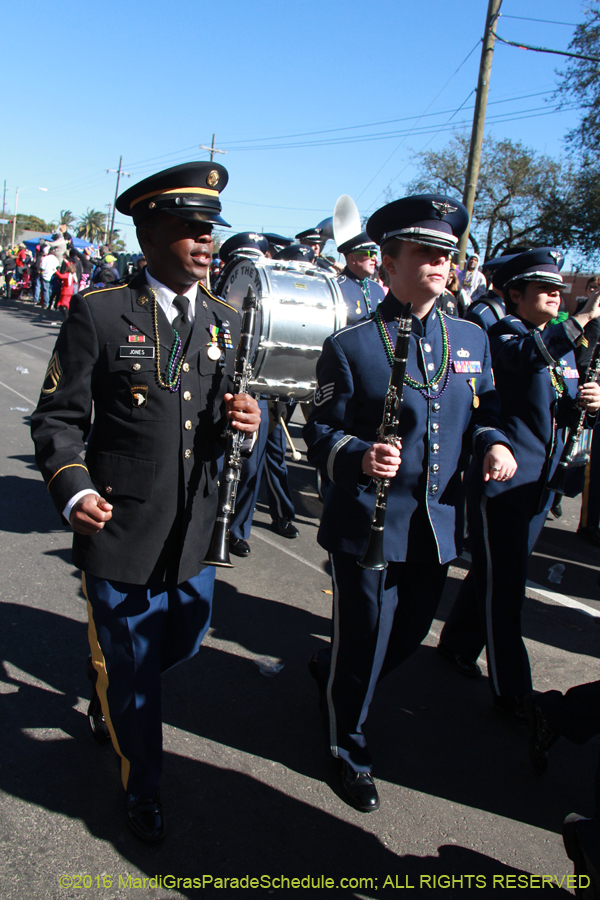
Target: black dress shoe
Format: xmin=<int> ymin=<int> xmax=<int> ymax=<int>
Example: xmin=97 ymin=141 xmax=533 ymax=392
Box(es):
xmin=272 ymin=517 xmax=299 ymax=538
xmin=308 ymin=653 xmax=327 ymax=713
xmin=550 ymin=498 xmax=563 ymax=519
xmin=86 ymin=657 xmax=111 ymax=746
xmin=229 ymin=537 xmax=251 ymax=557
xmin=340 ymin=762 xmax=380 ymax=812
xmin=436 ymin=642 xmax=481 ymax=679
xmin=524 ymin=692 xmax=559 ymax=774
xmin=493 ymin=695 xmax=528 ymax=724
xmin=87 ymin=686 xmax=111 ymax=746
xmin=577 ymin=526 xmax=600 ymax=547
xmin=126 ymin=793 xmax=165 ymax=843
xmin=563 ymin=814 xmax=600 ymax=898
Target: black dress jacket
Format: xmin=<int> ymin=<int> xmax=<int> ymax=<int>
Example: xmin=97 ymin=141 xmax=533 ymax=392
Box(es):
xmin=31 ymin=270 xmax=241 ymax=585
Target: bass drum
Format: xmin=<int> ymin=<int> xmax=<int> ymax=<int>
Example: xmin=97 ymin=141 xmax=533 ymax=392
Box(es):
xmin=218 ymin=256 xmax=347 ymax=400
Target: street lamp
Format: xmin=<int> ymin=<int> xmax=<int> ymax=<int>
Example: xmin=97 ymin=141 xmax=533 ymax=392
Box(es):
xmin=10 ymin=186 xmax=48 ymax=248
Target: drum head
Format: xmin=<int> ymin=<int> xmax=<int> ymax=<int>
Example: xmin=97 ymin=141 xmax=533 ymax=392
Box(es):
xmin=219 ymin=256 xmax=346 ymax=399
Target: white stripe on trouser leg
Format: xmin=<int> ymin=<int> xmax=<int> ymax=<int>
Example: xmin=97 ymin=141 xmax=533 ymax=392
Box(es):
xmin=326 ymin=554 xmax=340 ymax=757
xmin=481 ymin=496 xmax=500 ymax=694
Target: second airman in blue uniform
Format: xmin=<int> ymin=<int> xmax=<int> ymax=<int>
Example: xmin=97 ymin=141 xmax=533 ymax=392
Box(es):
xmin=439 ymin=248 xmax=600 ymax=720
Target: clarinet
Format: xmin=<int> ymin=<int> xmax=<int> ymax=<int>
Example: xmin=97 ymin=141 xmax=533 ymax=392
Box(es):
xmin=358 ymin=303 xmax=413 ymax=570
xmin=548 ymin=339 xmax=600 ymax=496
xmin=202 ymin=285 xmax=258 ymax=567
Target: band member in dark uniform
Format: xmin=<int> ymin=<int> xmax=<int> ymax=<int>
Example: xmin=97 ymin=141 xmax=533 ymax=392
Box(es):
xmin=295 ymin=226 xmax=337 ymax=272
xmin=30 ymin=162 xmax=260 ymax=843
xmin=336 ymin=231 xmax=386 ymax=323
xmin=439 ymin=249 xmax=600 ymax=719
xmin=304 ymin=194 xmax=515 ymax=812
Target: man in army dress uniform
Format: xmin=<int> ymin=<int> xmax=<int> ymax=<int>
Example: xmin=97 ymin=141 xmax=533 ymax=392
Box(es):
xmin=336 ymin=230 xmax=385 ymax=323
xmin=304 ymin=194 xmax=516 ymax=813
xmin=30 ymin=162 xmax=260 ymax=843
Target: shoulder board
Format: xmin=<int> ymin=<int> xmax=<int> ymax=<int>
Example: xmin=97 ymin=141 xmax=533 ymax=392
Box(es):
xmin=198 ymin=281 xmax=238 ymax=313
xmin=445 ymin=314 xmax=483 ymax=332
xmin=81 ymin=283 xmax=125 ymax=298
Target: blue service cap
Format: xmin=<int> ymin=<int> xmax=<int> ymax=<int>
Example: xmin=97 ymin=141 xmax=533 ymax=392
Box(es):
xmin=494 ymin=247 xmax=566 ymax=292
xmin=263 ymin=233 xmax=294 ymax=253
xmin=275 ymin=243 xmax=316 ymax=262
xmin=218 ymin=232 xmax=268 ymax=266
xmin=295 ymin=227 xmax=324 ymax=243
xmin=116 ymin=161 xmax=230 ymax=227
xmin=337 ymin=230 xmax=378 ymax=256
xmin=367 ymin=194 xmax=468 ymax=252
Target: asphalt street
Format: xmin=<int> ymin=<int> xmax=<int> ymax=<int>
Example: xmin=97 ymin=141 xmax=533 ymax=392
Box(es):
xmin=1 ymin=296 xmax=600 ymax=899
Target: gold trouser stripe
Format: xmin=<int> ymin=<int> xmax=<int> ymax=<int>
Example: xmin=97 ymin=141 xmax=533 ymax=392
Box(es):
xmin=82 ymin=573 xmax=131 ymax=791
xmin=47 ymin=463 xmax=89 ymax=490
xmin=581 ymin=458 xmax=592 ymax=527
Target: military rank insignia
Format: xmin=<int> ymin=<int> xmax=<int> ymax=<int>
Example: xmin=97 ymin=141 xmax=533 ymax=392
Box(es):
xmin=41 ymin=352 xmax=62 ymax=394
xmin=130 ymin=385 xmax=148 ymax=407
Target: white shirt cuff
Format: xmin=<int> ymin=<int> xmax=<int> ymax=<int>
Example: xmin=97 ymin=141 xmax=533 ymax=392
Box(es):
xmin=63 ymin=489 xmax=100 ymax=524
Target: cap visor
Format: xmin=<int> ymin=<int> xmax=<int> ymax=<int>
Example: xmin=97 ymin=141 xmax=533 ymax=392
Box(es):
xmin=165 ymin=208 xmax=231 ymax=227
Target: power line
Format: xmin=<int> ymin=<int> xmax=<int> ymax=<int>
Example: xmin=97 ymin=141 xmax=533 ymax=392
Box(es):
xmin=496 ymin=34 xmax=600 ymax=62
xmin=355 ymin=38 xmax=483 ymax=202
xmin=501 ymin=15 xmax=579 ymax=27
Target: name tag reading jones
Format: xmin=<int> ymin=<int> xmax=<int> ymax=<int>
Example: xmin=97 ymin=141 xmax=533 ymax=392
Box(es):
xmin=120 ymin=346 xmax=155 ymax=358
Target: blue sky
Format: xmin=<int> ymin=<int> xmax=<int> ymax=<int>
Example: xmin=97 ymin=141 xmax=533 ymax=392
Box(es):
xmin=1 ymin=0 xmax=586 ymax=251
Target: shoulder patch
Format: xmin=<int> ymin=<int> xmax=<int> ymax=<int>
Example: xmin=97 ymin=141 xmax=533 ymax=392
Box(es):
xmin=42 ymin=351 xmax=62 ymax=394
xmin=313 ymin=381 xmax=335 ymax=407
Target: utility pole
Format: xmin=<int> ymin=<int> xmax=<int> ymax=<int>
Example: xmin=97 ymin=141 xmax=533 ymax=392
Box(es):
xmin=458 ymin=0 xmax=502 ymax=266
xmin=11 ymin=187 xmax=20 ymax=248
xmin=199 ymin=134 xmax=226 ymax=162
xmin=106 ymin=156 xmax=131 ymax=248
xmin=1 ymin=180 xmax=6 ymax=246
xmin=105 ymin=204 xmax=112 ymax=244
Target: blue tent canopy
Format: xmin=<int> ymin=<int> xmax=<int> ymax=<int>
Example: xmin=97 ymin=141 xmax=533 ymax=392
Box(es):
xmin=22 ymin=235 xmax=97 ymax=253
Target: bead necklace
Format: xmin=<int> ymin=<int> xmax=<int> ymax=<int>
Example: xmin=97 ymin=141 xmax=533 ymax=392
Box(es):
xmin=150 ymin=289 xmax=186 ymax=392
xmin=361 ymin=278 xmax=372 ymax=314
xmin=375 ymin=306 xmax=452 ymax=400
xmin=549 ymin=366 xmax=566 ymax=397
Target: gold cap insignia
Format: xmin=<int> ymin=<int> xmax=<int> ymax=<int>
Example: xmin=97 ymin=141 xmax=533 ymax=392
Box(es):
xmin=206 ymin=170 xmax=219 ymax=188
xmin=148 ymin=201 xmax=156 ymax=209
xmin=42 ymin=351 xmax=62 ymax=394
xmin=549 ymin=250 xmax=561 ymax=262
xmin=431 ymin=200 xmax=458 ymax=219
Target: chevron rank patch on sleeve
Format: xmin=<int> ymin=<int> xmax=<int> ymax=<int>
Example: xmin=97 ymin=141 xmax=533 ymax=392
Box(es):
xmin=41 ymin=352 xmax=62 ymax=394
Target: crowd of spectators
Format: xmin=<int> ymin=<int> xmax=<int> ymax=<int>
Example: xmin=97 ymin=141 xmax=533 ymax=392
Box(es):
xmin=0 ymin=225 xmax=146 ymax=314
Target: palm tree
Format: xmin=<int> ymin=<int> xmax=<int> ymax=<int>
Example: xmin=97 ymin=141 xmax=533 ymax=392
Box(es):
xmin=59 ymin=209 xmax=76 ymax=228
xmin=77 ymin=209 xmax=105 ymax=242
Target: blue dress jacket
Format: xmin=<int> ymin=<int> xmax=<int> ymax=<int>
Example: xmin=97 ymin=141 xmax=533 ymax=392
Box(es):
xmin=304 ymin=292 xmax=510 ymax=564
xmin=465 ymin=293 xmax=506 ymax=331
xmin=337 ymin=268 xmax=386 ymax=324
xmin=473 ymin=314 xmax=584 ymax=514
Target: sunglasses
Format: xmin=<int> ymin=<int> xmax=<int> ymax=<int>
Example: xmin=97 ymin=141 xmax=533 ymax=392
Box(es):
xmin=352 ymin=250 xmax=378 ymax=259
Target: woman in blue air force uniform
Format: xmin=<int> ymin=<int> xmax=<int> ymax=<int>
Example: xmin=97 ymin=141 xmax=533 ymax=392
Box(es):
xmin=439 ymin=248 xmax=600 ymax=719
xmin=303 ymin=194 xmax=516 ymax=813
